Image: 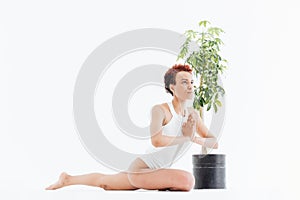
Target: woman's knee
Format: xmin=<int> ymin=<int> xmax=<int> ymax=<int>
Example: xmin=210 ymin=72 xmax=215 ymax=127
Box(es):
xmin=177 ymin=171 xmax=195 ymax=191
xmin=127 ymin=158 xmax=149 ymax=188
xmin=127 ymin=173 xmax=144 ymax=188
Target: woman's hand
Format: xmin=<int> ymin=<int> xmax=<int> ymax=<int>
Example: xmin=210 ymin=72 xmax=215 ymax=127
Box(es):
xmin=182 ymin=113 xmax=196 ymax=139
xmin=192 ymin=137 xmax=218 ymax=149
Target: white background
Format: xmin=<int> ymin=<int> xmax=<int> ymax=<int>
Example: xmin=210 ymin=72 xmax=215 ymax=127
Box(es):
xmin=1 ymin=0 xmax=300 ymax=199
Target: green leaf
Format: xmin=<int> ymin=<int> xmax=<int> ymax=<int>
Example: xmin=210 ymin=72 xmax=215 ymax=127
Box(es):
xmin=213 ymin=103 xmax=218 ymax=113
xmin=215 ymin=99 xmax=222 ymax=107
xmin=199 ymin=20 xmax=210 ymax=28
xmin=199 ymin=98 xmax=204 ymax=107
xmin=207 ymin=103 xmax=212 ymax=111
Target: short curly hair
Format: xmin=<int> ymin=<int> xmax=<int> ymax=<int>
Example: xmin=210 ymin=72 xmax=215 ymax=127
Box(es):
xmin=164 ymin=64 xmax=192 ymax=96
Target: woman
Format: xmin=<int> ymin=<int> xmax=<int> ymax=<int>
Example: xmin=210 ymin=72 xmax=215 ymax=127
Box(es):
xmin=46 ymin=64 xmax=218 ymax=191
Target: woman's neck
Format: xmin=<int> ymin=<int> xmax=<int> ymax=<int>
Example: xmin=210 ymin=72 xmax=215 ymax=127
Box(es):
xmin=172 ymin=97 xmax=186 ymax=116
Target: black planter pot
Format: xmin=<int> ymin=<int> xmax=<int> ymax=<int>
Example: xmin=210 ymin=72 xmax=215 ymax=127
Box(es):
xmin=192 ymin=154 xmax=226 ymax=189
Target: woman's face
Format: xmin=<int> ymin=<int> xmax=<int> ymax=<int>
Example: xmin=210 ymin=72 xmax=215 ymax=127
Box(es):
xmin=170 ymin=71 xmax=194 ymax=100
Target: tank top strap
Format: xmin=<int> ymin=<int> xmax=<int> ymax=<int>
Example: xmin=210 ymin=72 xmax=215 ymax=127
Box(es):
xmin=167 ymin=102 xmax=178 ymax=117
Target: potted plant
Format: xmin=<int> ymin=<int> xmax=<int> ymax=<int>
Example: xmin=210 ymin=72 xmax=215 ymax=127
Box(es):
xmin=177 ymin=20 xmax=228 ymax=189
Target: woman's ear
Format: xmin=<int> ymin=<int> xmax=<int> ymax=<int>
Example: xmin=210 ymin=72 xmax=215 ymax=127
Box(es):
xmin=170 ymin=84 xmax=175 ymax=93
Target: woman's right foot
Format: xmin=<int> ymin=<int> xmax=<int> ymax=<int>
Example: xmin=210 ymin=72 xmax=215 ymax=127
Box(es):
xmin=45 ymin=172 xmax=70 ymax=190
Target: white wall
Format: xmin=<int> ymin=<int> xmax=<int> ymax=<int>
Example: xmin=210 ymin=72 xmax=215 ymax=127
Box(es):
xmin=1 ymin=0 xmax=299 ymax=199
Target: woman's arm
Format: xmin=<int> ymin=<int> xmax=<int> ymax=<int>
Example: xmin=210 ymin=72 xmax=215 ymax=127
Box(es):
xmin=190 ymin=109 xmax=218 ymax=149
xmin=150 ymin=105 xmax=192 ymax=147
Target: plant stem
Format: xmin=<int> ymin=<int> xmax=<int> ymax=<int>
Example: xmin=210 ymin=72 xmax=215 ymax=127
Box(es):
xmin=199 ymin=75 xmax=204 ymax=119
xmin=199 ymin=75 xmax=207 ymax=154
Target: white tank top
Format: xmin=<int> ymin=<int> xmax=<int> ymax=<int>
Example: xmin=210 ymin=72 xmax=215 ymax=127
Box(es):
xmin=162 ymin=102 xmax=186 ymax=137
xmin=143 ymin=102 xmax=191 ymax=168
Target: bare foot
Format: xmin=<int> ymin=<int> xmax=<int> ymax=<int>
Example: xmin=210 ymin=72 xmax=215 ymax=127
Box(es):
xmin=46 ymin=172 xmax=70 ymax=190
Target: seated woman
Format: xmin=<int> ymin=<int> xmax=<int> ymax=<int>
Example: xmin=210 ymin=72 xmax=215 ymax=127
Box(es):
xmin=46 ymin=64 xmax=218 ymax=191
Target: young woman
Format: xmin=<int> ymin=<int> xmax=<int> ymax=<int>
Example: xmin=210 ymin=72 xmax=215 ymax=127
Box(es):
xmin=46 ymin=64 xmax=218 ymax=191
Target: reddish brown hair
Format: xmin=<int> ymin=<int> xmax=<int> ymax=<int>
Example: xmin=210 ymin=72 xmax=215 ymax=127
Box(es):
xmin=164 ymin=64 xmax=192 ymax=96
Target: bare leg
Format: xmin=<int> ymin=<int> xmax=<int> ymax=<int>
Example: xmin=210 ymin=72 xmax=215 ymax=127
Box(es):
xmin=46 ymin=172 xmax=137 ymax=190
xmin=129 ymin=169 xmax=194 ymax=191
xmin=46 ymin=159 xmax=194 ymax=191
xmin=127 ymin=158 xmax=195 ymax=191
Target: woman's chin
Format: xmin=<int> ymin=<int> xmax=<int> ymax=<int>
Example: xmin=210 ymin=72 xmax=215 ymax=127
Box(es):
xmin=186 ymin=96 xmax=194 ymax=100
xmin=182 ymin=97 xmax=194 ymax=101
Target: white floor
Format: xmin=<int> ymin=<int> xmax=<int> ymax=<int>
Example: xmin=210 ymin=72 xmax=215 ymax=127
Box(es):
xmin=1 ymin=188 xmax=283 ymax=200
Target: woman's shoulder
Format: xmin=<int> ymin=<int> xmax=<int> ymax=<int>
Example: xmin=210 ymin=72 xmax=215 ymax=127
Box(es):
xmin=153 ymin=103 xmax=169 ymax=111
xmin=151 ymin=103 xmax=171 ymax=115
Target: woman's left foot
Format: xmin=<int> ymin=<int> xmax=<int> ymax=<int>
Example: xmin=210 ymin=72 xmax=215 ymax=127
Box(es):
xmin=45 ymin=172 xmax=70 ymax=190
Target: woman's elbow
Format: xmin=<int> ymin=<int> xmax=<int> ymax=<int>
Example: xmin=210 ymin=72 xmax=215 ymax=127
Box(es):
xmin=151 ymin=138 xmax=163 ymax=147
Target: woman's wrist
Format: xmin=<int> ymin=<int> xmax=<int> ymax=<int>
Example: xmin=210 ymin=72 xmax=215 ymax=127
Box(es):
xmin=190 ymin=135 xmax=197 ymax=142
xmin=183 ymin=135 xmax=193 ymax=142
xmin=192 ymin=136 xmax=205 ymax=145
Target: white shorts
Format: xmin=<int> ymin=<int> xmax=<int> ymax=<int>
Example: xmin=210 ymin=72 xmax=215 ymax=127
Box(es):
xmin=139 ymin=143 xmax=190 ymax=169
